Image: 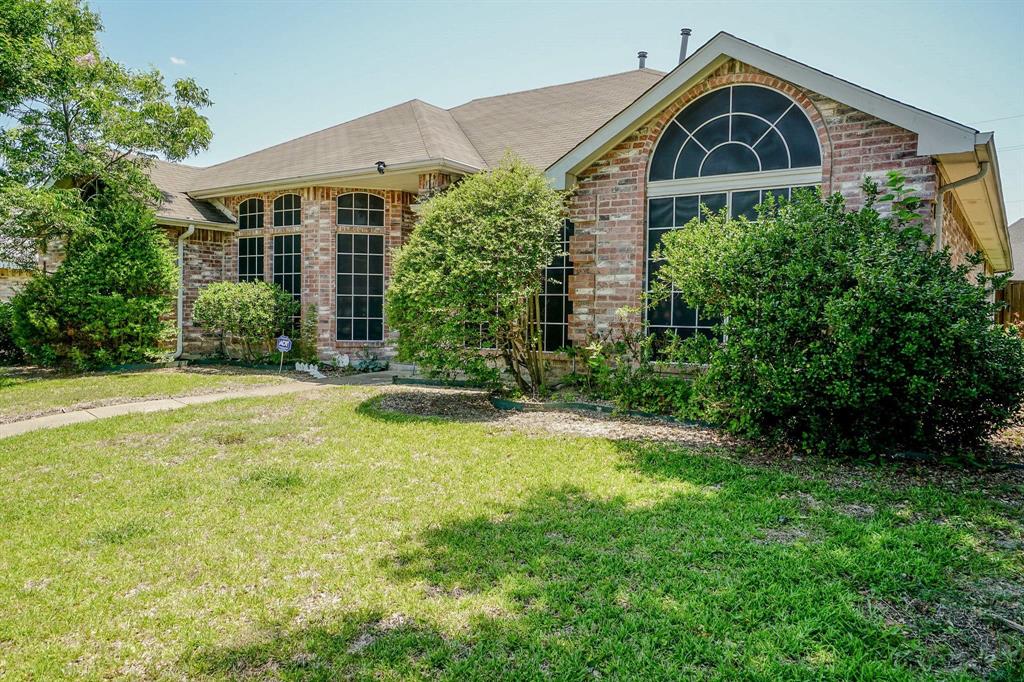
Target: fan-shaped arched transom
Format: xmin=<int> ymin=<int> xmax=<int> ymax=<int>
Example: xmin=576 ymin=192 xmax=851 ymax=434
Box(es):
xmin=649 ymin=85 xmax=821 ymax=182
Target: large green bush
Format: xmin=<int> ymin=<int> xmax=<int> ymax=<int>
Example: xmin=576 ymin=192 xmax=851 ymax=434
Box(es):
xmin=386 ymin=154 xmax=565 ymax=393
xmin=657 ymin=174 xmax=1024 ymax=458
xmin=11 ymin=191 xmax=178 ymax=369
xmin=0 ymin=302 xmax=25 ymax=365
xmin=192 ymin=281 xmax=297 ymax=363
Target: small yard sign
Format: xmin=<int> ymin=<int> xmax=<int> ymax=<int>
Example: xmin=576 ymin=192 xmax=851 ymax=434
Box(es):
xmin=276 ymin=335 xmax=292 ymax=373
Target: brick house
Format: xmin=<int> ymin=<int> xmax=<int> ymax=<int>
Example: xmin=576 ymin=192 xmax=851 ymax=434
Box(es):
xmin=40 ymin=32 xmax=1021 ymax=358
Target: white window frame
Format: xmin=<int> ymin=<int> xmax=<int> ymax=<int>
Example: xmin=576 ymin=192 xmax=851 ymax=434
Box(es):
xmin=237 ymin=198 xmax=264 ymax=230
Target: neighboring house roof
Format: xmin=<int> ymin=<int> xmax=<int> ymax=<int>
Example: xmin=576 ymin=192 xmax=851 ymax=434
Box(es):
xmin=185 ymin=69 xmax=663 ymax=196
xmin=147 ymin=158 xmax=233 ymax=227
xmin=1009 ymin=218 xmax=1024 ymax=278
xmin=546 ymin=31 xmax=1011 ymax=271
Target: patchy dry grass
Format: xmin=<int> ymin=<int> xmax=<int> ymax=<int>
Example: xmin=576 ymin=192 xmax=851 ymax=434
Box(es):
xmin=0 ymin=386 xmax=1021 ymax=680
xmin=0 ymin=366 xmax=292 ymax=423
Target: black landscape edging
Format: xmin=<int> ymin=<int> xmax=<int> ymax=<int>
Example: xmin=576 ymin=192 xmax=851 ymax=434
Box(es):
xmin=392 ymin=376 xmax=482 ymax=388
xmin=489 ymin=396 xmax=715 ymax=428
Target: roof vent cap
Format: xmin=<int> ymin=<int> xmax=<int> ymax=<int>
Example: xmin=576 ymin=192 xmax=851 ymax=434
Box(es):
xmin=637 ymin=51 xmax=648 ymax=69
xmin=679 ymin=28 xmax=692 ymax=64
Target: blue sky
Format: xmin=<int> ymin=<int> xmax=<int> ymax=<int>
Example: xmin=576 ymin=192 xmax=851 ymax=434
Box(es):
xmin=93 ymin=0 xmax=1024 ymax=220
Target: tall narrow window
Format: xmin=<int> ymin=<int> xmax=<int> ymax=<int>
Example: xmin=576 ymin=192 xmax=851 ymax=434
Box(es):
xmin=238 ymin=236 xmax=264 ymax=282
xmin=540 ymin=220 xmax=574 ymax=351
xmin=238 ymin=198 xmax=264 ymax=229
xmin=273 ymin=193 xmax=302 ymax=227
xmin=647 ymin=85 xmax=822 ymax=340
xmin=273 ymin=234 xmax=301 ymax=326
xmin=336 ymin=233 xmax=384 ymax=341
xmin=337 ymin=192 xmax=385 ymax=227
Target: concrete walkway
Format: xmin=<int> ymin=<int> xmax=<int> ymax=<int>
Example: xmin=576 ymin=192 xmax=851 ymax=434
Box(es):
xmin=0 ymin=371 xmax=400 ymax=440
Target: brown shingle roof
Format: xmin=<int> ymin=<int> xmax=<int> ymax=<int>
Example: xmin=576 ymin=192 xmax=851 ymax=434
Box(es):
xmin=450 ymin=68 xmax=665 ymax=169
xmin=146 ymin=159 xmax=232 ymax=225
xmin=182 ymin=68 xmax=664 ymax=194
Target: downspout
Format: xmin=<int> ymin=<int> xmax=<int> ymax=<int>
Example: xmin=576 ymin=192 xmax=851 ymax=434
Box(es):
xmin=174 ymin=223 xmax=196 ymax=360
xmin=934 ymin=161 xmax=989 ymax=251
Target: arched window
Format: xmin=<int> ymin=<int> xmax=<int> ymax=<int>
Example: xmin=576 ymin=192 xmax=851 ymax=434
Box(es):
xmin=273 ymin=193 xmax=302 ymax=227
xmin=237 ymin=198 xmax=263 ymax=230
xmin=337 ymin=192 xmax=384 ymax=227
xmin=647 ymin=85 xmax=822 ymax=340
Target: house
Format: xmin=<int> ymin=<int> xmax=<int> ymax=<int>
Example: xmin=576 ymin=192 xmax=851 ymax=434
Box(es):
xmin=16 ymin=32 xmax=1017 ymax=359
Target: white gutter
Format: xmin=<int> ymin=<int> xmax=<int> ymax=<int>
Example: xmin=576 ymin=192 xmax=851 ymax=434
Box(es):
xmin=934 ymin=160 xmax=989 ymax=252
xmin=173 ymin=223 xmax=196 ymax=360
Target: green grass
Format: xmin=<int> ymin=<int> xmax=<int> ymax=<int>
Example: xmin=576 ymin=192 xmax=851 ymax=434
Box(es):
xmin=0 ymin=386 xmax=1021 ymax=680
xmin=0 ymin=367 xmax=289 ymax=422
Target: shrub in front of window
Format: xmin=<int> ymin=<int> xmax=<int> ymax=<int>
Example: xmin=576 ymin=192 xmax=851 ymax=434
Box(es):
xmin=656 ymin=173 xmax=1024 ymax=459
xmin=192 ymin=281 xmax=298 ymax=363
xmin=11 ymin=191 xmax=178 ymax=370
xmin=571 ymin=307 xmax=697 ymax=418
xmin=386 ymin=154 xmax=566 ymax=393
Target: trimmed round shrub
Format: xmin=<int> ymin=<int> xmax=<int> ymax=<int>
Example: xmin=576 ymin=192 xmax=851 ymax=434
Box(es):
xmin=657 ymin=174 xmax=1024 ymax=458
xmin=192 ymin=280 xmax=297 ymax=363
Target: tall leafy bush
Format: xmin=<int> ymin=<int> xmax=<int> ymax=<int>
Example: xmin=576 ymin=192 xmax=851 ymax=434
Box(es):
xmin=657 ymin=174 xmax=1024 ymax=458
xmin=11 ymin=191 xmax=178 ymax=369
xmin=386 ymin=154 xmax=565 ymax=393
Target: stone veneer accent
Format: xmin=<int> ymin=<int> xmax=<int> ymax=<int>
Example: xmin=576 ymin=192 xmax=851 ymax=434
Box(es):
xmin=566 ymin=59 xmax=949 ymax=342
xmin=0 ymin=268 xmax=30 ymax=302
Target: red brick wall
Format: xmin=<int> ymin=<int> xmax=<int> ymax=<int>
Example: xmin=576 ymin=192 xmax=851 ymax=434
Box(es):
xmin=567 ymin=59 xmax=941 ymax=342
xmin=195 ymin=186 xmax=417 ymax=358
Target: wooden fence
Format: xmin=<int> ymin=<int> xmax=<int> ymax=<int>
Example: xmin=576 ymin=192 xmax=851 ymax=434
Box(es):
xmin=996 ymin=282 xmax=1024 ymax=326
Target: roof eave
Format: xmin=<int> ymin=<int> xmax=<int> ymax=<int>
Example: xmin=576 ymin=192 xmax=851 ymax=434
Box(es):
xmin=155 ymin=216 xmax=236 ymax=231
xmin=546 ymin=32 xmax=980 ymax=189
xmin=935 ymin=134 xmax=1012 ymax=272
xmin=187 ymin=158 xmax=482 ymax=199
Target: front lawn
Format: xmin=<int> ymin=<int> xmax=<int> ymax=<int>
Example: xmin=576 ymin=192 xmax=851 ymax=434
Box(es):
xmin=0 ymin=366 xmax=291 ymax=423
xmin=0 ymin=386 xmax=1021 ymax=679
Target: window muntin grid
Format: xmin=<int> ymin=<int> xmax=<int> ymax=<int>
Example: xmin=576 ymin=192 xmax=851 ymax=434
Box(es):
xmin=238 ymin=198 xmax=264 ymax=230
xmin=238 ymin=236 xmax=264 ymax=282
xmin=540 ymin=219 xmax=574 ymax=351
xmin=649 ymin=85 xmax=821 ymax=182
xmin=336 ymin=233 xmax=384 ymax=341
xmin=273 ymin=193 xmax=302 ymax=227
xmin=337 ymin=192 xmax=385 ymax=227
xmin=273 ymin=234 xmax=301 ymax=328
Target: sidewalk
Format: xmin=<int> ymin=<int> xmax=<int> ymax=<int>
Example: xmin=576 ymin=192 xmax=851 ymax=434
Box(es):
xmin=0 ymin=370 xmax=400 ymax=440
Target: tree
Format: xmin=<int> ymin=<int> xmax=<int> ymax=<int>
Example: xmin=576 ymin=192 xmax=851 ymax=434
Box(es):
xmin=386 ymin=155 xmax=566 ymax=393
xmin=0 ymin=0 xmax=213 ymax=268
xmin=10 ymin=189 xmax=178 ymax=369
xmin=656 ymin=174 xmax=1024 ymax=459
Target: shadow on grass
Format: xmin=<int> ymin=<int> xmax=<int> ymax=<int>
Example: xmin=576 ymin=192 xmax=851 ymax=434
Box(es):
xmin=186 ymin=460 xmax=1020 ymax=679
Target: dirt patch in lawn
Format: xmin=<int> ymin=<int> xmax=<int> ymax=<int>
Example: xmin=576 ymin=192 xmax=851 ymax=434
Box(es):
xmin=375 ymin=387 xmax=735 ymax=451
xmin=865 ymin=578 xmax=1024 ymax=676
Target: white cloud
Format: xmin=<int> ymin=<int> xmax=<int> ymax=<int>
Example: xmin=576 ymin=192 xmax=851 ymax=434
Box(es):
xmin=170 ymin=56 xmax=186 ymax=65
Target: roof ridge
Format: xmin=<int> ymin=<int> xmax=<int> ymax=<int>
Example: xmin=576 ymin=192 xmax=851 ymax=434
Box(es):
xmin=450 ymin=68 xmax=666 ymax=109
xmin=409 ymin=99 xmax=486 ymax=168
